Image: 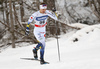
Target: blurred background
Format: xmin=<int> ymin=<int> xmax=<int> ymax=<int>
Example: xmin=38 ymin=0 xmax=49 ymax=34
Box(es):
xmin=0 ymin=0 xmax=100 ymax=50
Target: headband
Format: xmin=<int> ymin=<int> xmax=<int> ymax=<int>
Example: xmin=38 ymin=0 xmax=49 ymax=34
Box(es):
xmin=40 ymin=4 xmax=47 ymax=9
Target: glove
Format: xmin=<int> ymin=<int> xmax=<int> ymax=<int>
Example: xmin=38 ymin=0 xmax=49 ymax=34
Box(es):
xmin=25 ymin=29 xmax=29 ymax=36
xmin=52 ymin=7 xmax=56 ymax=12
xmin=25 ymin=23 xmax=30 ymax=36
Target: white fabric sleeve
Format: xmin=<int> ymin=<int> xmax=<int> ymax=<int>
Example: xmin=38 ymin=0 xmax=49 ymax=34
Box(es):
xmin=28 ymin=13 xmax=35 ymax=24
xmin=46 ymin=10 xmax=58 ymax=20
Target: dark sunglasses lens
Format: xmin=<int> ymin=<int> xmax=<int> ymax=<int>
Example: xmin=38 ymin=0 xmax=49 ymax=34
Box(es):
xmin=43 ymin=4 xmax=47 ymax=6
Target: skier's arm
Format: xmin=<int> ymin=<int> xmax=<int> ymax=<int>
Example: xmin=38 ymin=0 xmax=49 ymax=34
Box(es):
xmin=46 ymin=10 xmax=58 ymax=21
xmin=25 ymin=14 xmax=35 ymax=35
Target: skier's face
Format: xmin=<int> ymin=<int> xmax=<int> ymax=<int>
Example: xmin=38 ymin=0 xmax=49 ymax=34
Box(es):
xmin=40 ymin=9 xmax=46 ymax=14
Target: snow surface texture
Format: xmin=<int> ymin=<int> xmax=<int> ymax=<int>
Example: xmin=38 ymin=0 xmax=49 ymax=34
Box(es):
xmin=68 ymin=23 xmax=88 ymax=29
xmin=0 ymin=24 xmax=100 ymax=69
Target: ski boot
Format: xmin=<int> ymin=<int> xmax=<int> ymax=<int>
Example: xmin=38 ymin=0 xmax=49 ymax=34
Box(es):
xmin=40 ymin=58 xmax=49 ymax=65
xmin=33 ymin=48 xmax=38 ymax=59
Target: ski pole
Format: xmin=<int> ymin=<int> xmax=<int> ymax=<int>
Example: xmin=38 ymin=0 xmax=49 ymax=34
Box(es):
xmin=55 ymin=19 xmax=61 ymax=61
xmin=52 ymin=7 xmax=61 ymax=61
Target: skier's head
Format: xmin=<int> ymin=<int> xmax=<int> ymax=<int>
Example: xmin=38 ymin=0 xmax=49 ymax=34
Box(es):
xmin=39 ymin=2 xmax=47 ymax=13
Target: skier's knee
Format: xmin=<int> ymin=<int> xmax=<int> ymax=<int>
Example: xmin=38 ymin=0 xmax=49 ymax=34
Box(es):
xmin=38 ymin=42 xmax=44 ymax=49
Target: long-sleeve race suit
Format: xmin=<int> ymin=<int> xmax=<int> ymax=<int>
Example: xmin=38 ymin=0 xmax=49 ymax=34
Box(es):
xmin=26 ymin=10 xmax=57 ymax=59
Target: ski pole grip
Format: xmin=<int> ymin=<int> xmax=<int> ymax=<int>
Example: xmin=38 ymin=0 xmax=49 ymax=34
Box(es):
xmin=52 ymin=7 xmax=56 ymax=12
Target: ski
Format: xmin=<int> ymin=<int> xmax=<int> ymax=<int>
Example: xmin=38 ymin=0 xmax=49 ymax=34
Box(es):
xmin=20 ymin=58 xmax=49 ymax=65
xmin=20 ymin=58 xmax=40 ymax=61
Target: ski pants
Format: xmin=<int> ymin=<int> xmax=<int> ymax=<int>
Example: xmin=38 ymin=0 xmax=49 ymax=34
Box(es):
xmin=34 ymin=28 xmax=46 ymax=59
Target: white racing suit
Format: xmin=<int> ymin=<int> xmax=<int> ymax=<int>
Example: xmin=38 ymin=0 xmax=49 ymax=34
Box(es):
xmin=27 ymin=10 xmax=57 ymax=59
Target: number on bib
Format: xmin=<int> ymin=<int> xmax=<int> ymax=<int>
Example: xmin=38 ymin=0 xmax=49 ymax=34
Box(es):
xmin=40 ymin=20 xmax=45 ymax=24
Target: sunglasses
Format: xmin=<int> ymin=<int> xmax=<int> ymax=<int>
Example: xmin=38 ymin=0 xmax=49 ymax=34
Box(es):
xmin=42 ymin=4 xmax=47 ymax=7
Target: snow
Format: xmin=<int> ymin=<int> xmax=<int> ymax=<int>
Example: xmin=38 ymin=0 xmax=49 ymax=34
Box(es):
xmin=68 ymin=23 xmax=88 ymax=29
xmin=0 ymin=24 xmax=100 ymax=69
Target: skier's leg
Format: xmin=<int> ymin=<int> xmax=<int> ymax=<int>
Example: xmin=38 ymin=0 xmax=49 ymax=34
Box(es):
xmin=39 ymin=35 xmax=49 ymax=64
xmin=40 ymin=40 xmax=45 ymax=60
xmin=34 ymin=32 xmax=48 ymax=64
xmin=33 ymin=31 xmax=45 ymax=59
xmin=34 ymin=42 xmax=43 ymax=50
xmin=40 ymin=42 xmax=49 ymax=64
xmin=33 ymin=42 xmax=43 ymax=59
xmin=33 ymin=32 xmax=44 ymax=51
xmin=33 ymin=41 xmax=45 ymax=60
xmin=32 ymin=31 xmax=42 ymax=59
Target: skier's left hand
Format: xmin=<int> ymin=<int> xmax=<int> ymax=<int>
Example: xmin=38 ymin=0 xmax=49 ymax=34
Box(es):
xmin=52 ymin=7 xmax=56 ymax=12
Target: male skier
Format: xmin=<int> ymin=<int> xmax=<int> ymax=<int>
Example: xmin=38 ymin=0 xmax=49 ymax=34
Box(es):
xmin=25 ymin=2 xmax=58 ymax=64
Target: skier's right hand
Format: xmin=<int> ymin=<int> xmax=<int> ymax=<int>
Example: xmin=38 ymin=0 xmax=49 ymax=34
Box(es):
xmin=25 ymin=29 xmax=29 ymax=36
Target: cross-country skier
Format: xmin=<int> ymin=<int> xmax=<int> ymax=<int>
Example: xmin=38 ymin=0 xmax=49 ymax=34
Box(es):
xmin=25 ymin=2 xmax=58 ymax=64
